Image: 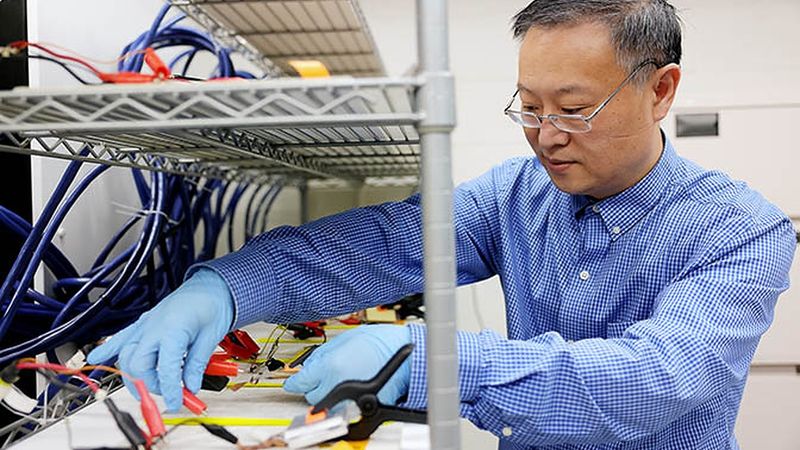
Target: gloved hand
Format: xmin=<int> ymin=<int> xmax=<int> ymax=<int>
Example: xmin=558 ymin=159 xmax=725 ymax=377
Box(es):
xmin=283 ymin=324 xmax=412 ymax=406
xmin=87 ymin=269 xmax=233 ymax=412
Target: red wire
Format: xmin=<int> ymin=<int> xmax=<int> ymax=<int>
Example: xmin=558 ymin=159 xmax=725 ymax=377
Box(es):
xmin=16 ymin=361 xmax=100 ymax=393
xmin=10 ymin=41 xmax=104 ymax=77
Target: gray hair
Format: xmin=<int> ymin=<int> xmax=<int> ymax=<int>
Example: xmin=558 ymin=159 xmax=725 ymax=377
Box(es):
xmin=512 ymin=0 xmax=682 ymax=83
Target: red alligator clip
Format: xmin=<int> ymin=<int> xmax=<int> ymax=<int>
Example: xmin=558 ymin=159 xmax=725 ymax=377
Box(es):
xmin=220 ymin=330 xmax=260 ymax=360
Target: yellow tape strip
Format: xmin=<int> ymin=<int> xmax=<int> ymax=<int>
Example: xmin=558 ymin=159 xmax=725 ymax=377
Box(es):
xmin=323 ymin=441 xmax=369 ymax=450
xmin=227 ymin=382 xmax=284 ymax=389
xmin=287 ymin=60 xmax=331 ymax=78
xmin=163 ymin=417 xmax=291 ymax=427
xmin=256 ymin=337 xmax=325 ymax=344
xmin=324 ymin=325 xmax=360 ymax=330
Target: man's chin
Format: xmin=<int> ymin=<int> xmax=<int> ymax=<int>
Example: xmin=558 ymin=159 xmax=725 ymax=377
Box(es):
xmin=548 ymin=177 xmax=587 ymax=196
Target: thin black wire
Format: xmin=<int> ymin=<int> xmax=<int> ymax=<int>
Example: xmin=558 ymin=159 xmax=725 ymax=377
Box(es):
xmin=20 ymin=54 xmax=101 ymax=85
xmin=35 ymin=368 xmax=86 ymax=394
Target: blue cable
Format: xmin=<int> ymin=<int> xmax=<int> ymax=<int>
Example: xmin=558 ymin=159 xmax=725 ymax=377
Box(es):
xmin=0 ymin=156 xmax=86 ymax=341
xmin=0 ymin=171 xmax=167 ymax=365
xmin=0 ymin=1 xmax=283 ymax=370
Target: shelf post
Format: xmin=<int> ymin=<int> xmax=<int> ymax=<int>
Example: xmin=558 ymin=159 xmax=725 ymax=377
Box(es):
xmin=417 ymin=0 xmax=459 ymax=448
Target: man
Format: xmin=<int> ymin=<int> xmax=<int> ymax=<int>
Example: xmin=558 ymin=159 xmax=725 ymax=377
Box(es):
xmin=89 ymin=1 xmax=796 ymax=448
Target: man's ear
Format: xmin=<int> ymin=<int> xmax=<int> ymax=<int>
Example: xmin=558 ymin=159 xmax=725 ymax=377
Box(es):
xmin=652 ymin=63 xmax=681 ymax=122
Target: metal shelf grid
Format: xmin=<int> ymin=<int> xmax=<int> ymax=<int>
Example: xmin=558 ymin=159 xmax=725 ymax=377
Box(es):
xmin=0 ymin=77 xmax=420 ymax=183
xmin=177 ymin=0 xmax=386 ymax=77
xmin=0 ymin=373 xmax=124 ymax=449
xmin=0 ymin=1 xmax=459 ymax=448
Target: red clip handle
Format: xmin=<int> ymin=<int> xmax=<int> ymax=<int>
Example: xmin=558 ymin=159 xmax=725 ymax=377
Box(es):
xmin=220 ymin=330 xmax=260 ymax=360
xmin=135 ymin=380 xmax=166 ymax=438
xmin=98 ymin=72 xmax=158 ymax=84
xmin=144 ymin=47 xmax=171 ymax=79
xmin=204 ymin=360 xmax=239 ymax=377
xmin=182 ymin=387 xmax=207 ymax=415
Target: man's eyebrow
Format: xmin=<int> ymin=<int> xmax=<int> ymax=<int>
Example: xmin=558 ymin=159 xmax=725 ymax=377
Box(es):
xmin=517 ymin=83 xmax=592 ymax=95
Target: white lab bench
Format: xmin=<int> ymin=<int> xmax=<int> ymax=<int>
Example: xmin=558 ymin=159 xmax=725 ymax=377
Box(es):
xmin=12 ymin=323 xmax=429 ymax=449
xmin=12 ymin=386 xmax=428 ymax=449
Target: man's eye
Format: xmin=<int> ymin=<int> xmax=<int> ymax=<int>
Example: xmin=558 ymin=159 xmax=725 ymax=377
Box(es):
xmin=522 ymin=105 xmax=541 ymax=113
xmin=561 ymin=107 xmax=586 ymax=115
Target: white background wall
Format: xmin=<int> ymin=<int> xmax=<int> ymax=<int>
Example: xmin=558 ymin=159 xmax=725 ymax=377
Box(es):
xmin=25 ymin=1 xmax=800 ymax=449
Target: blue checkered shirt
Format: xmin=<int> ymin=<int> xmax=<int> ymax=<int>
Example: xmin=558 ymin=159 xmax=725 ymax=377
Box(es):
xmin=199 ymin=137 xmax=795 ymax=449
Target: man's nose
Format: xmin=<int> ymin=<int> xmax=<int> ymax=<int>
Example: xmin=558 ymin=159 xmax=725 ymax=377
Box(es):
xmin=535 ymin=118 xmax=569 ymax=149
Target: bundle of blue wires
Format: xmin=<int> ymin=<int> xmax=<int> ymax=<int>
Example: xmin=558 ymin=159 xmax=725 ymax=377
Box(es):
xmin=0 ymin=163 xmax=283 ymax=368
xmin=119 ymin=3 xmax=256 ymax=79
xmin=0 ymin=2 xmax=281 ymax=374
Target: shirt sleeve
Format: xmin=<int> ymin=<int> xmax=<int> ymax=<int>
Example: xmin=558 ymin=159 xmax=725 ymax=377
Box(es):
xmin=402 ymin=212 xmax=796 ymax=446
xmin=188 ymin=159 xmax=523 ymax=328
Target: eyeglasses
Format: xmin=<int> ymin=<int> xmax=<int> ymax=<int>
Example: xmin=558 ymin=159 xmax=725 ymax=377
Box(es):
xmin=504 ymin=60 xmax=657 ymax=133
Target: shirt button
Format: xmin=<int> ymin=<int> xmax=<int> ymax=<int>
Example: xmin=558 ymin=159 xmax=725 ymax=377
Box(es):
xmin=612 ymin=226 xmax=621 ymax=235
xmin=502 ymin=426 xmax=513 ymax=437
xmin=579 ymin=270 xmax=590 ymax=281
xmin=592 ymin=205 xmax=600 ymax=213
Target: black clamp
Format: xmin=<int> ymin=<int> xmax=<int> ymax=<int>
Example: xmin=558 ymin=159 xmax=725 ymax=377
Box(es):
xmin=310 ymin=343 xmax=427 ymax=441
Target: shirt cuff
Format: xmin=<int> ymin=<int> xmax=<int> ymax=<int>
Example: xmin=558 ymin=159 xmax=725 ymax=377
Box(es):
xmin=401 ymin=324 xmax=483 ymax=411
xmin=187 ymin=246 xmax=278 ymax=329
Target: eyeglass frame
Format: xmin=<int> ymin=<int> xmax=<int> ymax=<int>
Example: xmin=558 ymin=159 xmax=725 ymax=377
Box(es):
xmin=503 ymin=60 xmax=659 ymax=133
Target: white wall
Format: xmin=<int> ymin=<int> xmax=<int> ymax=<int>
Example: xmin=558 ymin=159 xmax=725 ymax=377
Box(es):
xmin=27 ymin=0 xmax=301 ymax=278
xmin=362 ymin=1 xmax=800 ymax=448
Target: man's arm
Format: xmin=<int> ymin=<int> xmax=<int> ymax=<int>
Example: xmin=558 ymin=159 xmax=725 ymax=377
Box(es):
xmin=192 ymin=160 xmax=517 ymax=328
xmin=88 ymin=158 xmax=525 ymax=411
xmin=402 ymin=212 xmax=795 ymax=446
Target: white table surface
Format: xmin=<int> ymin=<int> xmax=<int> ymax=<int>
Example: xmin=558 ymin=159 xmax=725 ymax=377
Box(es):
xmin=12 ymin=323 xmax=429 ymax=449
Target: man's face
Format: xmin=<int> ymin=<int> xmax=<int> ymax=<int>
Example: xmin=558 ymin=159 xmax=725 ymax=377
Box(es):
xmin=517 ymin=21 xmax=663 ymax=199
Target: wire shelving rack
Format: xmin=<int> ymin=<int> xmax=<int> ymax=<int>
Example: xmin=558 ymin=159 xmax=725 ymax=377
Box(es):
xmin=175 ymin=0 xmax=386 ymax=77
xmin=0 ymin=0 xmax=459 ymax=448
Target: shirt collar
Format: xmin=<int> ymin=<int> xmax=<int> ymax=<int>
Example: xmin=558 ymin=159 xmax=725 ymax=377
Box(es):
xmin=572 ymin=135 xmax=679 ymax=238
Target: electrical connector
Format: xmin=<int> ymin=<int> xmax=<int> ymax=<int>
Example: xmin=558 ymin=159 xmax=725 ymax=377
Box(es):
xmin=143 ymin=47 xmax=170 ymax=79
xmin=266 ymin=358 xmax=285 ymax=372
xmin=97 ymin=72 xmax=159 ymax=84
xmin=182 ymin=387 xmax=207 ymax=415
xmin=0 ymin=362 xmax=20 ymax=401
xmin=94 ymin=389 xmax=108 ymax=402
xmin=104 ymin=398 xmax=148 ymax=448
xmin=134 ymin=380 xmax=166 ymax=438
xmin=288 ymin=345 xmax=319 ymax=369
xmin=0 ymin=46 xmax=21 ymax=58
xmin=220 ymin=330 xmax=260 ymax=360
xmin=0 ymin=362 xmax=20 ymax=384
xmin=200 ymin=374 xmax=229 ymax=392
xmin=199 ymin=423 xmax=239 ymax=445
xmin=204 ymin=360 xmax=238 ymax=377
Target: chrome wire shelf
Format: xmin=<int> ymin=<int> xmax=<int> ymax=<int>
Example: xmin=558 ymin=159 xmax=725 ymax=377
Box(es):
xmin=0 ymin=77 xmax=421 ymax=182
xmin=0 ymin=373 xmax=123 ymax=449
xmin=177 ymin=0 xmax=386 ymax=77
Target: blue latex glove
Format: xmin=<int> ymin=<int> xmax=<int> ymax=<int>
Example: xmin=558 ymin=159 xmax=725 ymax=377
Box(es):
xmin=87 ymin=269 xmax=233 ymax=412
xmin=283 ymin=324 xmax=412 ymax=406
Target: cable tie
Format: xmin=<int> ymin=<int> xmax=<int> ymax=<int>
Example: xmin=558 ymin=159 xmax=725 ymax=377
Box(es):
xmin=112 ymin=202 xmax=178 ymax=225
xmin=182 ymin=179 xmax=216 ymax=194
xmin=94 ymin=389 xmax=108 ymax=402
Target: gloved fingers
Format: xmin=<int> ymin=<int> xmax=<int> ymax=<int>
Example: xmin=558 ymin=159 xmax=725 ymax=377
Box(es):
xmin=117 ymin=343 xmax=142 ymax=401
xmin=376 ymin=376 xmax=404 ymax=406
xmin=283 ymin=354 xmax=324 ymax=395
xmin=86 ymin=320 xmax=143 ymax=365
xmin=157 ymin=330 xmax=193 ymax=413
xmin=304 ymin=380 xmax=335 ymax=406
xmin=124 ymin=332 xmax=162 ymax=396
xmin=302 ymin=326 xmax=362 ymax=360
xmin=182 ymin=329 xmax=220 ymax=394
